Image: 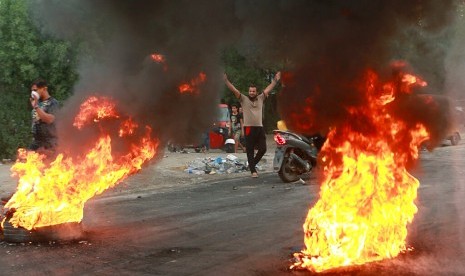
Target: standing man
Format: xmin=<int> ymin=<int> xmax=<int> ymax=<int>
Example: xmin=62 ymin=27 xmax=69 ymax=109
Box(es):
xmin=1 ymin=80 xmax=59 ymax=204
xmin=224 ymin=71 xmax=281 ymax=177
xmin=30 ymin=79 xmax=59 ymax=154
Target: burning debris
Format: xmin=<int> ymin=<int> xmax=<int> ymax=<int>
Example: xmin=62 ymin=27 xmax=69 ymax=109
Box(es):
xmin=178 ymin=72 xmax=207 ymax=95
xmin=290 ymin=67 xmax=432 ymax=272
xmin=2 ymin=1 xmax=459 ymax=270
xmin=0 ymin=44 xmax=213 ymax=241
xmin=2 ymin=209 xmax=84 ymax=243
xmin=1 ymin=96 xmax=159 ymax=233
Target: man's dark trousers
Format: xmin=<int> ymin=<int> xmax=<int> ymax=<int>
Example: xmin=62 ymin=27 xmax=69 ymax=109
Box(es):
xmin=244 ymin=126 xmax=266 ymax=174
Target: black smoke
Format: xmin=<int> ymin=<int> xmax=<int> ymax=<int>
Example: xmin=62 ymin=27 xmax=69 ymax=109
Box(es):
xmin=268 ymin=1 xmax=458 ymax=144
xmin=30 ymin=0 xmax=241 ymax=153
xmin=28 ymin=0 xmax=458 ymax=153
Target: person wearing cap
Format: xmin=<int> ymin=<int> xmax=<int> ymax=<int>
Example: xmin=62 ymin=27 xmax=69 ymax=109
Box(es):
xmin=223 ymin=71 xmax=281 ymax=178
xmin=29 ymin=79 xmax=59 ymax=153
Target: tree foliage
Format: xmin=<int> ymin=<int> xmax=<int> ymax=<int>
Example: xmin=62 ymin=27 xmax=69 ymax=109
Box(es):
xmin=0 ymin=0 xmax=79 ymax=159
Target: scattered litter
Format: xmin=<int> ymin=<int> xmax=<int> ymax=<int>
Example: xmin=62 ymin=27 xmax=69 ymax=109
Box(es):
xmin=226 ymin=154 xmax=238 ymax=161
xmin=184 ymin=155 xmax=251 ymax=175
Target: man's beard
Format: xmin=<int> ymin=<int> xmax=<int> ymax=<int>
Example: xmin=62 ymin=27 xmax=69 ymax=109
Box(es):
xmin=248 ymin=95 xmax=257 ymax=101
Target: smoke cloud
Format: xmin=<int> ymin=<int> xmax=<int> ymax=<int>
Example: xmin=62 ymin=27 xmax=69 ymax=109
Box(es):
xmin=271 ymin=1 xmax=458 ymax=144
xmin=30 ymin=0 xmax=241 ymax=152
xmin=28 ymin=0 xmax=459 ymax=150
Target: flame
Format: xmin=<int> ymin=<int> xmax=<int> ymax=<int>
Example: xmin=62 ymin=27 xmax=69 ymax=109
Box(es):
xmin=150 ymin=53 xmax=165 ymax=63
xmin=402 ymin=74 xmax=427 ymax=87
xmin=178 ymin=72 xmax=207 ymax=94
xmin=1 ymin=96 xmax=159 ymax=230
xmin=150 ymin=52 xmax=168 ymax=71
xmin=150 ymin=53 xmax=206 ymax=94
xmin=292 ymin=69 xmax=429 ymax=272
xmin=73 ymin=96 xmax=119 ymax=129
xmin=119 ymin=118 xmax=138 ymax=137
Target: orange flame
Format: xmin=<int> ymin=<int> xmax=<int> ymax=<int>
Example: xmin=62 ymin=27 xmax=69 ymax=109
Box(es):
xmin=1 ymin=96 xmax=159 ymax=230
xmin=150 ymin=53 xmax=165 ymax=63
xmin=73 ymin=96 xmax=119 ymax=129
xmin=402 ymin=74 xmax=427 ymax=87
xmin=292 ymin=69 xmax=429 ymax=272
xmin=119 ymin=118 xmax=138 ymax=137
xmin=150 ymin=53 xmax=168 ymax=71
xmin=178 ymin=72 xmax=207 ymax=94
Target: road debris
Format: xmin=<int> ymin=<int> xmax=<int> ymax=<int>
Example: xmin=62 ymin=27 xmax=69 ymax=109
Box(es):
xmin=184 ymin=154 xmax=263 ymax=175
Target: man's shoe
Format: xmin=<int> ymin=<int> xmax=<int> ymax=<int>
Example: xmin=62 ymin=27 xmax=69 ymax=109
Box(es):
xmin=251 ymin=172 xmax=258 ymax=178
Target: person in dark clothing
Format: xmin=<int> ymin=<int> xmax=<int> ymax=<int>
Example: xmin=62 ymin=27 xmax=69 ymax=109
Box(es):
xmin=1 ymin=80 xmax=59 ymax=204
xmin=29 ymin=79 xmax=59 ymax=154
xmin=224 ymin=72 xmax=281 ymax=177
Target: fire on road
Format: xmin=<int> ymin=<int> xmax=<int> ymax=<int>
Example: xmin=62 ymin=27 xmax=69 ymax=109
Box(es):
xmin=0 ymin=141 xmax=465 ymax=275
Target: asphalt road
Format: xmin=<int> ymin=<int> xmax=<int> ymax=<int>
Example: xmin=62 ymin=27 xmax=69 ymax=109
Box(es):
xmin=1 ymin=142 xmax=465 ymax=275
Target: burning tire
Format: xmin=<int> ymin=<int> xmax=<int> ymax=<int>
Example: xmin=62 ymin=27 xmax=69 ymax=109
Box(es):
xmin=2 ymin=220 xmax=84 ymax=243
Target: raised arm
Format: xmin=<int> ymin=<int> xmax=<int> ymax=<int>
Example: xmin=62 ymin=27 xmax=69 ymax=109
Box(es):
xmin=263 ymin=71 xmax=281 ymax=97
xmin=223 ymin=73 xmax=241 ymax=99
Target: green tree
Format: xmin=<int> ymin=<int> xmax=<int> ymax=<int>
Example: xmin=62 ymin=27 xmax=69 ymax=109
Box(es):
xmin=0 ymin=0 xmax=79 ymax=159
xmin=0 ymin=0 xmax=39 ymax=88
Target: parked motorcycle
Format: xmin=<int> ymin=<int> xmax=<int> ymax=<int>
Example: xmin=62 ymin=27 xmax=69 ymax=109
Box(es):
xmin=272 ymin=130 xmax=323 ymax=183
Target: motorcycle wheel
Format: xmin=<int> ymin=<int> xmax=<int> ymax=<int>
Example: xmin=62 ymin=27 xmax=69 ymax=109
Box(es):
xmin=278 ymin=157 xmax=300 ymax=183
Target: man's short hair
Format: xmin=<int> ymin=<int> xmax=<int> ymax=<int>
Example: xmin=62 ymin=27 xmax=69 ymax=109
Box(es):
xmin=249 ymin=84 xmax=257 ymax=89
xmin=35 ymin=79 xmax=48 ymax=88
